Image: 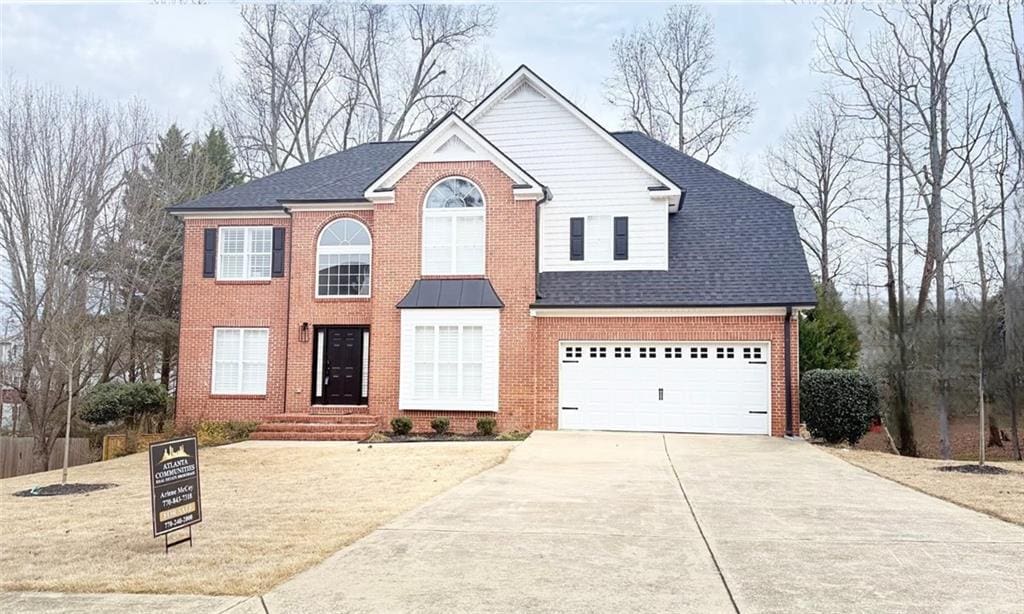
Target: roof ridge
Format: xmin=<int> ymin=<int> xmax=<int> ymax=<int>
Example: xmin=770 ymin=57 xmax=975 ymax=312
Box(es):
xmin=615 ymin=132 xmax=794 ymax=210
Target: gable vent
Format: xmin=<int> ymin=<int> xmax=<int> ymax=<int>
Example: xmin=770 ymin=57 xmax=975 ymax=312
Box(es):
xmin=505 ymin=81 xmax=546 ymax=103
xmin=433 ymin=135 xmax=476 ymax=158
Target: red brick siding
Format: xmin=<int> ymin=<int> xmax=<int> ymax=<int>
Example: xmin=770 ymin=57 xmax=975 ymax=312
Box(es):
xmin=177 ymin=217 xmax=291 ymax=423
xmin=367 ymin=161 xmax=537 ymax=433
xmin=532 ymin=315 xmax=799 ymax=436
xmin=175 ymin=166 xmax=802 ymax=436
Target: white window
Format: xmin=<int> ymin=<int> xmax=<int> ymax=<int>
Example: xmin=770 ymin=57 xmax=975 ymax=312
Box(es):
xmin=422 ymin=177 xmax=485 ymax=275
xmin=212 ymin=328 xmax=269 ymax=394
xmin=218 ymin=226 xmax=272 ymax=280
xmin=411 ymin=324 xmax=483 ymax=401
xmin=400 ymin=309 xmax=499 ymax=411
xmin=586 ymin=215 xmax=613 ymax=262
xmin=317 ymin=218 xmax=371 ymax=297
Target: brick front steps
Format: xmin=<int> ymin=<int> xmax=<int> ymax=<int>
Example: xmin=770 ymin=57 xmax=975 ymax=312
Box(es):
xmin=250 ymin=411 xmax=379 ymax=441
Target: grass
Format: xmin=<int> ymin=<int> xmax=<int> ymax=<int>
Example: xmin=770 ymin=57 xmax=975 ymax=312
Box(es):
xmin=0 ymin=440 xmax=515 ymax=596
xmin=826 ymin=447 xmax=1024 ymax=526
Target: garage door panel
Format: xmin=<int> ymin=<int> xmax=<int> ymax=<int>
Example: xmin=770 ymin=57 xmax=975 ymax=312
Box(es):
xmin=559 ymin=342 xmax=770 ymax=435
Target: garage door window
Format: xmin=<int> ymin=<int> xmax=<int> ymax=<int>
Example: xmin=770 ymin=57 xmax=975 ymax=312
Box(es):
xmin=690 ymin=347 xmax=709 ymax=359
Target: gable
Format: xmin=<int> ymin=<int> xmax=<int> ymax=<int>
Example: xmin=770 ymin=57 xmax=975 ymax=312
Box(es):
xmin=363 ymin=114 xmax=544 ymax=203
xmin=467 ymin=66 xmax=681 ymax=205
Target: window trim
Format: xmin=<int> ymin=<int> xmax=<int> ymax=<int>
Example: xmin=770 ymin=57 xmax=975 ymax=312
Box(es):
xmin=216 ymin=226 xmax=273 ymax=281
xmin=315 ymin=218 xmax=372 ymax=299
xmin=210 ymin=327 xmax=269 ymax=396
xmin=421 ymin=176 xmax=487 ymax=276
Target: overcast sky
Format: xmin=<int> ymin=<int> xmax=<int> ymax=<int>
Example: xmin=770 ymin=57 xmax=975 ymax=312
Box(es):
xmin=0 ymin=1 xmax=826 ymax=179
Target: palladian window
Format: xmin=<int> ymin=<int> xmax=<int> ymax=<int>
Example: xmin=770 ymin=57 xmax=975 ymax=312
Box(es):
xmin=317 ymin=219 xmax=371 ymax=297
xmin=422 ymin=177 xmax=485 ymax=275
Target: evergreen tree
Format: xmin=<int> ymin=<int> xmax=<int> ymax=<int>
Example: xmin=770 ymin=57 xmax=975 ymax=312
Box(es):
xmin=800 ymin=284 xmax=861 ymax=373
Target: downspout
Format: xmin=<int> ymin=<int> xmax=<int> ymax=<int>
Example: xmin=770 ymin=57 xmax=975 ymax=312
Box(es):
xmin=534 ymin=187 xmax=550 ymax=300
xmin=281 ymin=221 xmax=292 ymax=416
xmin=784 ymin=306 xmax=794 ymax=436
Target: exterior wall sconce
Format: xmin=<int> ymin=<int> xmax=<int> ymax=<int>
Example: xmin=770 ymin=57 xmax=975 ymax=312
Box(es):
xmin=299 ymin=322 xmax=310 ymax=343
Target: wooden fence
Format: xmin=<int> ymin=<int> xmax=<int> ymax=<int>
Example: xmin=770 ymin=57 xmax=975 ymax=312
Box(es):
xmin=0 ymin=437 xmax=92 ymax=479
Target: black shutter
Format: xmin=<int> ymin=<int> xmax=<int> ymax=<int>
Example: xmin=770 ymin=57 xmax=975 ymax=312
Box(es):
xmin=569 ymin=217 xmax=585 ymax=261
xmin=271 ymin=227 xmax=286 ymax=277
xmin=614 ymin=216 xmax=629 ymax=260
xmin=202 ymin=228 xmax=217 ymax=278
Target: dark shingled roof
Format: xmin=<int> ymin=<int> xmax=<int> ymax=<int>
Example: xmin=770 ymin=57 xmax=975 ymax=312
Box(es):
xmin=168 ymin=141 xmax=414 ymax=211
xmin=168 ymin=128 xmax=813 ymax=308
xmin=533 ymin=132 xmax=816 ymax=307
xmin=397 ymin=279 xmax=504 ymax=309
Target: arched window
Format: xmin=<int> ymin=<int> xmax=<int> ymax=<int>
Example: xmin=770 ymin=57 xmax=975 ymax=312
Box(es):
xmin=422 ymin=177 xmax=485 ymax=275
xmin=317 ymin=218 xmax=371 ymax=297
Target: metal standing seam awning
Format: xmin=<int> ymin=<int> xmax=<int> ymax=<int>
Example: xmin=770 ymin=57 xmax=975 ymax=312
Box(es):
xmin=396 ymin=279 xmax=504 ymax=309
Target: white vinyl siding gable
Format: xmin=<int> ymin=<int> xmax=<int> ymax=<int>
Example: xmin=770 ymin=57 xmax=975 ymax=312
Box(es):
xmin=211 ymin=328 xmax=269 ymax=395
xmin=471 ymin=84 xmax=668 ymax=272
xmin=399 ymin=309 xmax=499 ymax=411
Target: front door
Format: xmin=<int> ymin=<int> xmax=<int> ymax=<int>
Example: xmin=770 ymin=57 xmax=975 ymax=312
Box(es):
xmin=313 ymin=327 xmax=368 ymax=405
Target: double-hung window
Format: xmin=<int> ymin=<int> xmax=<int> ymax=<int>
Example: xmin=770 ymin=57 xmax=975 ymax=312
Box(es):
xmin=422 ymin=177 xmax=485 ymax=275
xmin=212 ymin=328 xmax=269 ymax=395
xmin=218 ymin=227 xmax=272 ymax=280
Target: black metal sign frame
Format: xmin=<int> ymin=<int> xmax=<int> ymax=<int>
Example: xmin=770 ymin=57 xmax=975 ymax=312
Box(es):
xmin=149 ymin=436 xmax=203 ymax=547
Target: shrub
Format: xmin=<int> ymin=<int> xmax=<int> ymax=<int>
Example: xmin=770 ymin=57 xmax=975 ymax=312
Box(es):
xmin=391 ymin=416 xmax=413 ymax=436
xmin=799 ymin=284 xmax=860 ymax=373
xmin=79 ymin=382 xmax=170 ymax=430
xmin=496 ymin=430 xmax=531 ymax=441
xmin=801 ymin=369 xmax=879 ymax=445
xmin=430 ymin=417 xmax=450 ymax=435
xmin=192 ymin=420 xmax=260 ymax=446
xmin=476 ymin=417 xmax=497 ymax=436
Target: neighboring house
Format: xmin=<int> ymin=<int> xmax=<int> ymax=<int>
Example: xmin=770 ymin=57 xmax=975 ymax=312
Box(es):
xmin=168 ymin=66 xmax=815 ymax=440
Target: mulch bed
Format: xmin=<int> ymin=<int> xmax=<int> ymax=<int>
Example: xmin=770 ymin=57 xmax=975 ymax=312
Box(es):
xmin=935 ymin=464 xmax=1011 ymax=476
xmin=12 ymin=483 xmax=118 ymax=497
xmin=361 ymin=432 xmax=528 ymax=444
xmin=855 ymin=412 xmax=1024 ymax=461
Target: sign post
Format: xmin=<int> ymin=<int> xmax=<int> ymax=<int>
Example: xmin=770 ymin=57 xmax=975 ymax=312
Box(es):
xmin=149 ymin=436 xmax=202 ymax=552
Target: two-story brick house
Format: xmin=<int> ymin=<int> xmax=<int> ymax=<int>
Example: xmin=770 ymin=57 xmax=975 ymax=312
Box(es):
xmin=169 ymin=66 xmax=815 ymax=440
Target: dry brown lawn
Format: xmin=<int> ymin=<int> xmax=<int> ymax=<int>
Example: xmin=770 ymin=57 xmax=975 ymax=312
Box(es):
xmin=827 ymin=447 xmax=1024 ymax=526
xmin=0 ymin=440 xmax=515 ymax=595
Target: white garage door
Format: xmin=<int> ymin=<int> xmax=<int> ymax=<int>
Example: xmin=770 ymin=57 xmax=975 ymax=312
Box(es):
xmin=558 ymin=342 xmax=770 ymax=435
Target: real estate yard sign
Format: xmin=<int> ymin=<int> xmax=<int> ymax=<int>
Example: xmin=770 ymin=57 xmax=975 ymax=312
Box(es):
xmin=149 ymin=436 xmax=202 ymax=540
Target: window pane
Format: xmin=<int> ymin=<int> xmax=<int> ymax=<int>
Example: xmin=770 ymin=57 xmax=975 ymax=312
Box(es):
xmin=414 ymin=326 xmax=434 ymax=362
xmin=462 ymin=363 xmax=482 ymax=399
xmin=318 ymin=254 xmax=370 ymax=296
xmin=249 ymin=254 xmax=271 ymax=279
xmin=241 ymin=362 xmax=267 ymax=394
xmin=249 ymin=227 xmax=272 ymax=255
xmin=586 ymin=216 xmax=613 ymax=262
xmin=462 ymin=326 xmax=483 ymax=362
xmin=221 ymin=228 xmax=245 ymax=253
xmin=243 ymin=329 xmax=269 ymax=358
xmin=455 ymin=215 xmax=484 ymax=274
xmin=219 ymin=254 xmax=244 ymax=279
xmin=438 ymin=326 xmax=459 ymax=361
xmin=425 ymin=178 xmax=484 ymax=209
xmin=213 ymin=361 xmax=239 ymax=393
xmin=422 ymin=216 xmax=453 ymax=274
xmin=214 ymin=329 xmax=241 ymax=361
xmin=320 ymin=219 xmax=370 ymax=247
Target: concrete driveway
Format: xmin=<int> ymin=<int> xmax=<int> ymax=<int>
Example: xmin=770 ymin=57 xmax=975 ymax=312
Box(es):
xmin=262 ymin=432 xmax=1024 ymax=614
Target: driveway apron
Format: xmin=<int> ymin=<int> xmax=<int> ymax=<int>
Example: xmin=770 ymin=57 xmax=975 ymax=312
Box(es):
xmin=263 ymin=432 xmax=1024 ymax=613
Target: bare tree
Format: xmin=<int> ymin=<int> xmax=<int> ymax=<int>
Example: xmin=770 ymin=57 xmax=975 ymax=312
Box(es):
xmin=215 ymin=4 xmax=343 ymax=178
xmin=0 ymin=81 xmax=149 ymax=471
xmin=217 ymin=3 xmax=496 ymax=178
xmin=767 ymin=99 xmax=863 ymax=287
xmin=818 ymin=2 xmax=989 ymax=459
xmin=606 ymin=5 xmax=755 ymax=162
